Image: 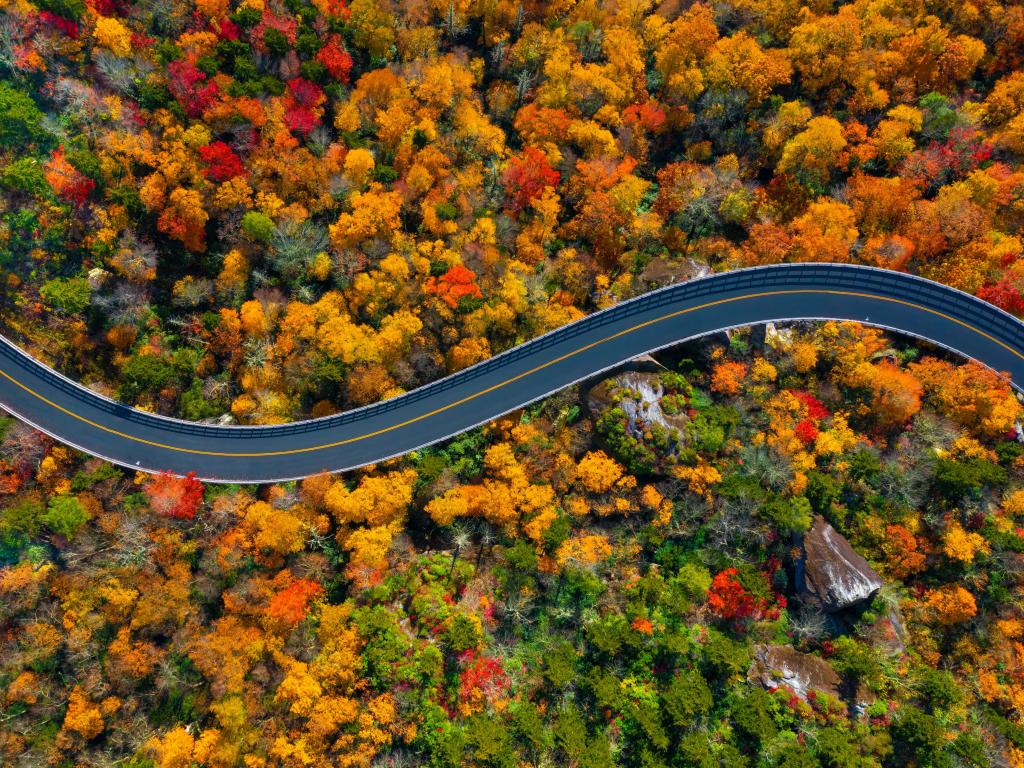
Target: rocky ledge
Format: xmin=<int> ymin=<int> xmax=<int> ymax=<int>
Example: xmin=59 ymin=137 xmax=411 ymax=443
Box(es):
xmin=798 ymin=515 xmax=884 ymax=613
xmin=749 ymin=644 xmax=842 ymax=704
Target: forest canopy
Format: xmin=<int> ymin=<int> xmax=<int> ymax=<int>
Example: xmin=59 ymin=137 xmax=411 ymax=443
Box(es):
xmin=2 ymin=0 xmax=1024 ymax=765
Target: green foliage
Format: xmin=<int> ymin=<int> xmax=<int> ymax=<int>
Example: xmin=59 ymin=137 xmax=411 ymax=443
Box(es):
xmin=542 ymin=639 xmax=578 ymax=688
xmin=509 ymin=702 xmax=548 ymax=757
xmin=701 ymin=628 xmax=751 ymax=682
xmin=0 ymin=85 xmax=46 ymax=149
xmin=596 ymin=406 xmax=658 ymax=474
xmin=914 ymin=667 xmax=961 ymax=712
xmin=830 ymin=636 xmax=882 ymax=690
xmin=731 ymin=688 xmax=778 ymax=745
xmin=888 ymin=707 xmax=948 ymax=768
xmin=442 ymin=612 xmax=482 ymax=653
xmin=849 ymin=449 xmax=883 ymax=482
xmin=0 ymin=498 xmax=44 ymax=562
xmin=179 ymin=379 xmax=227 ymax=420
xmin=1 ymin=158 xmax=49 ymax=197
xmin=759 ymin=494 xmax=813 ymax=534
xmin=241 ymin=211 xmax=276 ymax=242
xmin=685 ymin=405 xmax=739 ymax=454
xmin=120 ymin=354 xmax=176 ymax=401
xmin=465 ymin=714 xmax=517 ymax=768
xmin=42 ymin=495 xmax=91 ymax=539
xmin=663 ymin=668 xmax=712 ymax=726
xmin=553 ymin=704 xmax=588 ymax=760
xmin=40 ymin=277 xmax=91 ymax=314
xmin=933 ymin=456 xmax=1006 ymax=499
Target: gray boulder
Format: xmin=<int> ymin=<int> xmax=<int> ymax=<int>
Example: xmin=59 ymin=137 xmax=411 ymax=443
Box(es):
xmin=798 ymin=515 xmax=883 ymax=613
xmin=749 ymin=644 xmax=842 ymax=704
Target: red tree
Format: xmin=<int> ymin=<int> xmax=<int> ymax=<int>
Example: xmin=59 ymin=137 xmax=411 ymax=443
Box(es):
xmin=167 ymin=59 xmax=219 ymax=118
xmin=707 ymin=568 xmax=764 ymax=622
xmin=198 ymin=141 xmax=246 ymax=182
xmin=316 ymin=36 xmax=353 ymax=83
xmin=978 ymin=277 xmax=1024 ymax=316
xmin=424 ymin=264 xmax=483 ymax=309
xmin=795 ymin=419 xmax=820 ymax=444
xmin=283 ymin=77 xmax=325 ymax=137
xmin=789 ymin=390 xmax=830 ymax=420
xmin=267 ymin=579 xmax=324 ymax=626
xmin=144 ymin=471 xmax=205 ymax=519
xmin=501 ymin=147 xmax=560 ymax=212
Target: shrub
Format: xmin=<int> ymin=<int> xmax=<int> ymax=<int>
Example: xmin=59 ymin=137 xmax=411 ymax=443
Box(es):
xmin=40 ymin=277 xmax=91 ymax=314
xmin=241 ymin=211 xmax=275 ymax=242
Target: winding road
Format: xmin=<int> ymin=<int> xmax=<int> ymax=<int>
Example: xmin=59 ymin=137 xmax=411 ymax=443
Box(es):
xmin=1 ymin=263 xmax=1023 ymax=483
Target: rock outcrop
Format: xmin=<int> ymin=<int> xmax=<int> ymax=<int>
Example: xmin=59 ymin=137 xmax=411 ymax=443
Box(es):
xmin=585 ymin=370 xmax=688 ymax=437
xmin=749 ymin=645 xmax=842 ymax=704
xmin=798 ymin=516 xmax=884 ymax=612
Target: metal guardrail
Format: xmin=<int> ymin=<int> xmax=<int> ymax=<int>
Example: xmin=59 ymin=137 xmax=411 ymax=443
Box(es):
xmin=3 ymin=263 xmax=1023 ymax=441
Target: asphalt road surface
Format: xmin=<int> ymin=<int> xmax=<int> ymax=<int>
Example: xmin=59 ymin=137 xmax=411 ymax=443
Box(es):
xmin=2 ymin=263 xmax=1023 ymax=483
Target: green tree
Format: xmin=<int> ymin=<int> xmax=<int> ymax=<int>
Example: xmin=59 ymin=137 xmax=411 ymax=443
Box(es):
xmin=42 ymin=495 xmax=91 ymax=539
xmin=40 ymin=277 xmax=91 ymax=314
xmin=663 ymin=668 xmax=712 ymax=726
xmin=0 ymin=84 xmax=46 ymax=149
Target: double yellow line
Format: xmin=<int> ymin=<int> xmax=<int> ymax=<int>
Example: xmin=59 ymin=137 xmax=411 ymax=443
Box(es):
xmin=0 ymin=288 xmax=1019 ymax=460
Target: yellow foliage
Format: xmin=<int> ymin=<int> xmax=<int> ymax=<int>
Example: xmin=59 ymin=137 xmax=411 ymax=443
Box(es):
xmin=275 ymin=657 xmax=323 ymax=716
xmin=926 ymin=585 xmax=978 ymax=625
xmin=942 ymin=521 xmax=990 ymax=564
xmin=556 ymin=534 xmax=613 ymax=567
xmin=343 ymin=148 xmax=376 ymax=188
xmin=63 ymin=685 xmax=104 ymax=740
xmin=703 ymin=31 xmax=792 ymax=106
xmin=673 ymin=459 xmax=723 ymax=500
xmin=147 ymin=726 xmax=196 ymax=768
xmin=324 ymin=469 xmax=417 ymax=527
xmin=778 ymin=116 xmax=847 ymax=186
xmin=576 ymin=450 xmax=626 ymax=493
xmin=5 ymin=671 xmax=39 ymax=705
xmin=94 ymin=16 xmax=132 ymax=57
xmin=242 ymin=500 xmax=306 ymax=556
xmin=1003 ymin=489 xmax=1024 ymax=517
xmin=791 ymin=340 xmax=819 ymax=373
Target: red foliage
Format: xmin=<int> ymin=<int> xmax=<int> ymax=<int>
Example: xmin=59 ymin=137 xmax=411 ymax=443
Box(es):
xmin=795 ymin=419 xmax=820 ymax=444
xmin=424 ymin=265 xmax=483 ymax=309
xmin=38 ymin=11 xmax=79 ymax=38
xmin=144 ymin=471 xmax=205 ymax=520
xmin=315 ymin=0 xmax=350 ymax=18
xmin=217 ymin=18 xmax=240 ymax=41
xmin=707 ymin=568 xmax=764 ymax=622
xmin=501 ymin=146 xmax=560 ymax=212
xmin=198 ymin=141 xmax=246 ymax=182
xmin=131 ymin=31 xmax=155 ymax=48
xmin=904 ymin=127 xmax=993 ymax=188
xmin=88 ymin=0 xmax=127 ymax=15
xmin=267 ymin=579 xmax=324 ymax=626
xmin=283 ymin=77 xmax=325 ymax=136
xmin=45 ymin=147 xmax=95 ymax=207
xmin=623 ymin=102 xmax=667 ymax=133
xmin=790 ymin=390 xmax=830 ymax=420
xmin=167 ymin=59 xmax=220 ymax=118
xmin=316 ymin=36 xmax=353 ymax=83
xmin=457 ymin=651 xmax=509 ymax=703
xmin=978 ymin=277 xmax=1024 ymax=316
xmin=251 ymin=11 xmax=296 ymax=53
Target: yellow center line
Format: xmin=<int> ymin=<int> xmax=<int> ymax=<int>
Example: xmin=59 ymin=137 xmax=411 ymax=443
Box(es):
xmin=0 ymin=288 xmax=1020 ymax=459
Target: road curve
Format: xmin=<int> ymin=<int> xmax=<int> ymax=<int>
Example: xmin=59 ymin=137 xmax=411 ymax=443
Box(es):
xmin=2 ymin=263 xmax=1023 ymax=483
